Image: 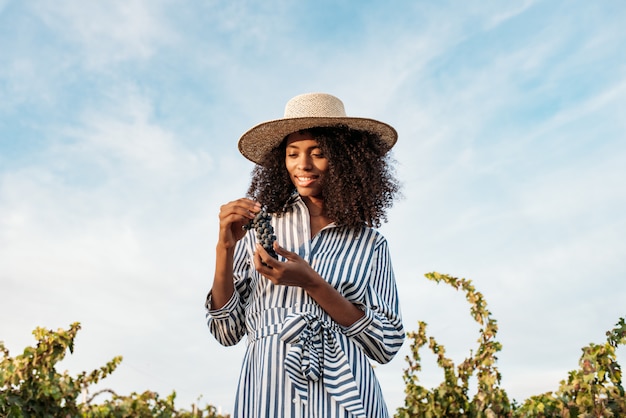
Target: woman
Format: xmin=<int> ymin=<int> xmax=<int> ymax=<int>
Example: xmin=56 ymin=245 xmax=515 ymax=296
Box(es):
xmin=206 ymin=93 xmax=404 ymax=418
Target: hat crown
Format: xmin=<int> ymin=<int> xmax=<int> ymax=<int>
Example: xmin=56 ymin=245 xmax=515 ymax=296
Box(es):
xmin=284 ymin=93 xmax=347 ymax=118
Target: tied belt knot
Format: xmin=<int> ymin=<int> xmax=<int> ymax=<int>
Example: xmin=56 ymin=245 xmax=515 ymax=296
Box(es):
xmin=279 ymin=312 xmax=366 ymax=418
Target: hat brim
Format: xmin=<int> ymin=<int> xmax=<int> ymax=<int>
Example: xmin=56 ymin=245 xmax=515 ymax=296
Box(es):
xmin=238 ymin=117 xmax=398 ymax=165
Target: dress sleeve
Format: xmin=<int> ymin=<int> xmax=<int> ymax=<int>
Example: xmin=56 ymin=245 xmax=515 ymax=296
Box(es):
xmin=342 ymin=235 xmax=405 ymax=364
xmin=205 ymin=237 xmax=252 ymax=346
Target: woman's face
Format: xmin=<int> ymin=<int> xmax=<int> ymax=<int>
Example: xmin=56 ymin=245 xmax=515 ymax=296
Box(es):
xmin=285 ymin=131 xmax=329 ymax=199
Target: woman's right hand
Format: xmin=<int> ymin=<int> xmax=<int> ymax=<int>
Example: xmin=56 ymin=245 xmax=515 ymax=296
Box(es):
xmin=217 ymin=198 xmax=261 ymax=249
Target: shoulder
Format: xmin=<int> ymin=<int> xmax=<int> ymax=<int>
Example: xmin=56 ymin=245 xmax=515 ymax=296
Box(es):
xmin=338 ymin=225 xmax=389 ymax=247
xmin=369 ymin=228 xmax=389 ymax=248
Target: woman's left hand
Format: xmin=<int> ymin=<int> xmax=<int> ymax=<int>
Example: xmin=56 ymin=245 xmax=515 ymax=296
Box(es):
xmin=253 ymin=242 xmax=319 ymax=289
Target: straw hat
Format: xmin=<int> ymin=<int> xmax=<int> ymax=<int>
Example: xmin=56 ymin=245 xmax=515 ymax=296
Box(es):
xmin=238 ymin=92 xmax=398 ymax=164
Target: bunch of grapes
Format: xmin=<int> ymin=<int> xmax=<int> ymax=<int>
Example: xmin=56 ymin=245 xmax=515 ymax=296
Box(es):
xmin=244 ymin=208 xmax=278 ymax=260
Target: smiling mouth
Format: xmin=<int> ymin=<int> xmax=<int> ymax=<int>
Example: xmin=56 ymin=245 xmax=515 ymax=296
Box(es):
xmin=295 ymin=175 xmax=318 ymax=186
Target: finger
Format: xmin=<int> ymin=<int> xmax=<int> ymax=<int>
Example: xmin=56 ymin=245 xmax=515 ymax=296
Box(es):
xmin=252 ymin=246 xmax=264 ymax=269
xmin=219 ymin=213 xmax=252 ymax=231
xmin=220 ymin=199 xmax=261 ymax=215
xmin=239 ymin=198 xmax=262 ymax=214
xmin=273 ymin=241 xmax=296 ymax=260
xmin=255 ymin=243 xmax=276 ymax=269
xmin=241 ymin=200 xmax=263 ymax=221
xmin=220 ymin=204 xmax=261 ymax=226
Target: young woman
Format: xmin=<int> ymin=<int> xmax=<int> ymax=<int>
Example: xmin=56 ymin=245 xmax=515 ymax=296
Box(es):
xmin=206 ymin=93 xmax=404 ymax=418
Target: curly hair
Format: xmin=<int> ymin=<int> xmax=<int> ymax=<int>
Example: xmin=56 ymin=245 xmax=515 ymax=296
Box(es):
xmin=246 ymin=125 xmax=401 ymax=229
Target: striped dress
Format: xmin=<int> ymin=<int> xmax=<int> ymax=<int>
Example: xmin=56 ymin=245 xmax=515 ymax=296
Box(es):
xmin=206 ymin=195 xmax=404 ymax=418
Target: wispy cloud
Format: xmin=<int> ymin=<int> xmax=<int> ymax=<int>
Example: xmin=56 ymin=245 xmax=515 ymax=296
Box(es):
xmin=486 ymin=0 xmax=535 ymax=29
xmin=66 ymin=91 xmax=213 ymax=182
xmin=31 ymin=0 xmax=175 ymax=67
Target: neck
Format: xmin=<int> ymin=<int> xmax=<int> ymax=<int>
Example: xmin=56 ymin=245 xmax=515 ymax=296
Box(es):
xmin=302 ymin=195 xmax=325 ymax=217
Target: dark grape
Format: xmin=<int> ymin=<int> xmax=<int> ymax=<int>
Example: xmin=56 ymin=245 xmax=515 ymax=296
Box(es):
xmin=243 ymin=208 xmax=278 ymax=260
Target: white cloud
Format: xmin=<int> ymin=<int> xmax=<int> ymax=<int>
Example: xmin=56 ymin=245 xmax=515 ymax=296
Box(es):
xmin=65 ymin=91 xmax=213 ymax=183
xmin=31 ymin=0 xmax=175 ymax=67
xmin=486 ymin=0 xmax=535 ymax=29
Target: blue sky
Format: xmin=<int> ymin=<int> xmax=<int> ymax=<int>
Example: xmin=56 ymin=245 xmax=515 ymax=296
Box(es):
xmin=1 ymin=0 xmax=625 ymax=413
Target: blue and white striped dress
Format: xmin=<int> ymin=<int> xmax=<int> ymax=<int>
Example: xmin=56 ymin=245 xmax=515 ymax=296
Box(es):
xmin=206 ymin=195 xmax=404 ymax=418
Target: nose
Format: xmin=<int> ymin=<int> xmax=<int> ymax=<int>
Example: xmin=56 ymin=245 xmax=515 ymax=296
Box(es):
xmin=297 ymin=154 xmax=313 ymax=170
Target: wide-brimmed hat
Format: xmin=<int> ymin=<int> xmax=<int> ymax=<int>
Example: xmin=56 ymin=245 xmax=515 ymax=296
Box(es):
xmin=238 ymin=92 xmax=398 ymax=164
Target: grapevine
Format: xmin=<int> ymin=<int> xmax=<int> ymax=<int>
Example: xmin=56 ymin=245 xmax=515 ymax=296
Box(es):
xmin=244 ymin=208 xmax=278 ymax=260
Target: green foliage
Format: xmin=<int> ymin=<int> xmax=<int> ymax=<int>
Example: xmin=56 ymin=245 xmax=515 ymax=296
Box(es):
xmin=396 ymin=272 xmax=511 ymax=418
xmin=514 ymin=317 xmax=626 ymax=417
xmin=82 ymin=390 xmax=227 ymax=417
xmin=396 ymin=272 xmax=626 ymax=418
xmin=0 ymin=323 xmax=229 ymax=418
xmin=0 ymin=322 xmax=121 ymax=417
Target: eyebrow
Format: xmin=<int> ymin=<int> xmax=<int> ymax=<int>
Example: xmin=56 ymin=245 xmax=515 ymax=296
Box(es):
xmin=286 ymin=143 xmax=321 ymax=150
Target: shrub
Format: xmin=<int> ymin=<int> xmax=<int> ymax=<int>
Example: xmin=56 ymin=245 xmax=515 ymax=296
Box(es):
xmin=396 ymin=272 xmax=625 ymax=418
xmin=0 ymin=323 xmax=228 ymax=417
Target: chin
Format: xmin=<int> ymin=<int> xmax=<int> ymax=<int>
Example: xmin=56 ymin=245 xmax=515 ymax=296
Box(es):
xmin=297 ymin=189 xmax=323 ymax=199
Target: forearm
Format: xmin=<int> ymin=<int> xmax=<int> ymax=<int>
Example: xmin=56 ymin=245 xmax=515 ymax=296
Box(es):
xmin=210 ymin=244 xmax=236 ymax=310
xmin=304 ymin=271 xmax=365 ymax=327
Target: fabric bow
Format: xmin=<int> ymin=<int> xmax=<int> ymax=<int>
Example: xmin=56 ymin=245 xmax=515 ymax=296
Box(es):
xmin=280 ymin=312 xmax=366 ymax=418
